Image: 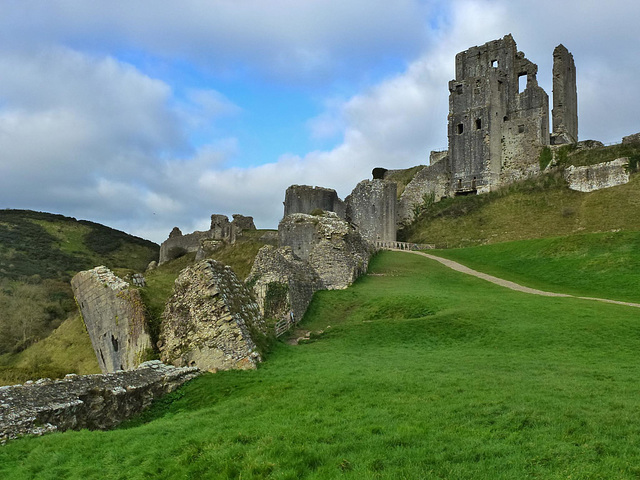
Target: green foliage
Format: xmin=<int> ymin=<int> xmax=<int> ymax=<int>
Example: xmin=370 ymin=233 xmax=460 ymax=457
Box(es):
xmin=309 ymin=208 xmax=325 ymax=216
xmin=553 ymin=143 xmax=577 ymax=167
xmin=565 ymin=142 xmax=640 ymax=167
xmin=263 ymin=281 xmax=289 ymax=319
xmin=539 ymin=146 xmax=552 ymax=170
xmin=628 ymin=153 xmax=640 ymax=173
xmin=4 ymin=252 xmax=640 ymax=478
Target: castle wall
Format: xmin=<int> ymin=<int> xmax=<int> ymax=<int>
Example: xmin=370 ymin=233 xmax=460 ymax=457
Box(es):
xmin=551 ymin=45 xmax=578 ymax=145
xmin=564 ymin=158 xmax=630 ymax=192
xmin=0 ymin=361 xmax=199 ymax=443
xmin=283 ymin=185 xmax=346 ymax=219
xmin=345 ymin=179 xmax=397 ymax=242
xmin=397 ymin=156 xmax=450 ymax=224
xmin=71 ymin=266 xmax=152 ymax=373
xmin=448 ymin=35 xmax=551 ymax=194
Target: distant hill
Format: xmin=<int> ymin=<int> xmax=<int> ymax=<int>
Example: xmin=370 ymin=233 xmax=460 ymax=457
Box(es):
xmin=0 ymin=209 xmax=159 ymax=372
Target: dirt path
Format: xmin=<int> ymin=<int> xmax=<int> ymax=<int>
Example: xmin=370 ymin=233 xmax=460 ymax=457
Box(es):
xmin=392 ymin=249 xmax=640 ymax=309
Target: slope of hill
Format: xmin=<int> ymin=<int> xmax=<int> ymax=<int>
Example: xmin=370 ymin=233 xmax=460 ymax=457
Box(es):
xmin=0 ymin=209 xmax=159 ymax=383
xmin=3 ymin=251 xmax=640 ymax=478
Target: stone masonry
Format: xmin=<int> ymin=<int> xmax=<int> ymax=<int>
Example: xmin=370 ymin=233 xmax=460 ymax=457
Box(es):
xmin=564 ymin=158 xmax=630 ymax=192
xmin=278 ymin=212 xmax=373 ymax=290
xmin=159 ymin=213 xmax=256 ymax=265
xmin=345 ymin=179 xmax=397 ymax=243
xmin=0 ymin=361 xmax=199 ymax=444
xmin=551 ymin=44 xmax=578 ymax=145
xmin=247 ymin=245 xmax=323 ymax=334
xmin=283 ymin=185 xmax=346 ymax=219
xmin=159 ymin=259 xmax=266 ymax=372
xmin=448 ymin=34 xmax=551 ymax=194
xmin=71 ymin=266 xmax=153 ymax=373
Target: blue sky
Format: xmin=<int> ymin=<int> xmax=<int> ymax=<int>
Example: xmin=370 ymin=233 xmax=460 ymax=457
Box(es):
xmin=1 ymin=0 xmax=639 ymax=243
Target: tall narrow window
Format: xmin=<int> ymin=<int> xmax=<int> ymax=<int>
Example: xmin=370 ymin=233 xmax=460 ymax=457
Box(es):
xmin=475 ymin=118 xmax=482 ymax=130
xmin=457 ymin=123 xmax=464 ymax=134
xmin=518 ymin=74 xmax=527 ymax=92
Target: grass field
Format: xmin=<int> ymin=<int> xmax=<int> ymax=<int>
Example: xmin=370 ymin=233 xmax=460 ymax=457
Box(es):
xmin=3 ymin=251 xmax=640 ymax=479
xmin=430 ymin=230 xmax=640 ymax=304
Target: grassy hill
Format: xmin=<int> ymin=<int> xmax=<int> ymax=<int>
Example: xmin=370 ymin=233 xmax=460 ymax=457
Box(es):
xmin=3 ymin=251 xmax=640 ymax=478
xmin=400 ymin=142 xmax=640 ymax=248
xmin=0 ymin=209 xmax=159 ymax=384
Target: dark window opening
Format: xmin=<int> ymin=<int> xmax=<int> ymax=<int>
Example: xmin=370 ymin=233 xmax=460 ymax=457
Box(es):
xmin=111 ymin=334 xmax=119 ymax=352
xmin=475 ymin=118 xmax=482 ymax=130
xmin=503 ymin=116 xmax=508 ymax=122
xmin=471 ymin=177 xmax=477 ymax=189
xmin=518 ymin=124 xmax=525 ymax=134
xmin=491 ymin=59 xmax=498 ymax=68
xmin=455 ymin=84 xmax=463 ymax=95
xmin=457 ymin=123 xmax=464 ymax=134
xmin=518 ymin=74 xmax=527 ymax=93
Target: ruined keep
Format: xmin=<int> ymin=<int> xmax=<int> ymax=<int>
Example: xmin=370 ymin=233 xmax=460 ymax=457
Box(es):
xmin=551 ymin=45 xmax=578 ymax=145
xmin=159 ymin=213 xmax=256 ymax=265
xmin=447 ymin=34 xmax=577 ymax=195
xmin=71 ymin=266 xmax=152 ymax=373
xmin=345 ymin=179 xmax=397 ymax=243
xmin=283 ymin=185 xmax=346 ymax=219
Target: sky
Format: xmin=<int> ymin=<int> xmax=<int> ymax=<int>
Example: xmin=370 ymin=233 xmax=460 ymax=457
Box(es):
xmin=1 ymin=0 xmax=639 ymax=244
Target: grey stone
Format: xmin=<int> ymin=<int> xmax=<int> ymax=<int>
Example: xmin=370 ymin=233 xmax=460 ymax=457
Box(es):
xmin=0 ymin=361 xmax=199 ymax=444
xmin=71 ymin=266 xmax=153 ymax=373
xmin=278 ymin=212 xmax=373 ymax=290
xmin=565 ymin=158 xmax=630 ymax=192
xmin=159 ymin=260 xmax=266 ymax=372
xmin=622 ymin=132 xmax=640 ymax=145
xmin=345 ymin=179 xmax=397 ymax=243
xmin=283 ymin=185 xmax=346 ymax=219
xmin=551 ymin=44 xmax=578 ymax=145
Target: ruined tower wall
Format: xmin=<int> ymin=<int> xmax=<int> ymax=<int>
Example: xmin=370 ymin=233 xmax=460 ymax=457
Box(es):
xmin=345 ymin=179 xmax=397 ymax=243
xmin=283 ymin=185 xmax=346 ymax=219
xmin=71 ymin=267 xmax=152 ymax=373
xmin=397 ymin=156 xmax=450 ymax=225
xmin=551 ymin=44 xmax=578 ymax=144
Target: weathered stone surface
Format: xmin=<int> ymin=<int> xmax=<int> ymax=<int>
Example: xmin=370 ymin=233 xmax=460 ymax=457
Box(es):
xmin=279 ymin=212 xmax=373 ymax=290
xmin=0 ymin=361 xmax=199 ymax=444
xmin=247 ymin=246 xmax=323 ymax=335
xmin=159 ymin=213 xmax=256 ymax=265
xmin=565 ymin=158 xmax=630 ymax=192
xmin=159 ymin=260 xmax=265 ymax=372
xmin=448 ymin=34 xmax=551 ymax=194
xmin=345 ymin=179 xmax=397 ymax=243
xmin=283 ymin=185 xmax=346 ymax=219
xmin=622 ymin=132 xmax=640 ymax=145
xmin=397 ymin=153 xmax=450 ymax=225
xmin=551 ymin=44 xmax=578 ymax=145
xmin=71 ymin=266 xmax=152 ymax=373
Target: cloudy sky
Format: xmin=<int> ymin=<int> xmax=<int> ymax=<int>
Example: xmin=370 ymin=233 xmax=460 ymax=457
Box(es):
xmin=1 ymin=0 xmax=638 ymax=243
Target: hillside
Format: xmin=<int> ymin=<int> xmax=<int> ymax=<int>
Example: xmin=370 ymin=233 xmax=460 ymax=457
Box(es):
xmin=400 ymin=150 xmax=640 ymax=247
xmin=0 ymin=209 xmax=159 ymax=383
xmin=3 ymin=251 xmax=640 ymax=478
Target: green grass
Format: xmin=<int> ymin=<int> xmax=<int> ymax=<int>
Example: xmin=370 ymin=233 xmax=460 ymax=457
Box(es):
xmin=401 ymin=171 xmax=640 ymax=248
xmin=3 ymin=251 xmax=640 ymax=478
xmin=0 ymin=315 xmax=100 ymax=386
xmin=384 ymin=165 xmax=426 ymax=198
xmin=429 ymin=230 xmax=640 ymax=304
xmin=563 ymin=142 xmax=640 ymax=168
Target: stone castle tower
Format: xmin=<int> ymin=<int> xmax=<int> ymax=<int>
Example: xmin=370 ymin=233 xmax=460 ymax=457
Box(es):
xmin=447 ymin=34 xmax=577 ymax=195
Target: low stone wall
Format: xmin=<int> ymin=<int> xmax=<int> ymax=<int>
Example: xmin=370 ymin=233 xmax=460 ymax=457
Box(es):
xmin=565 ymin=158 xmax=630 ymax=192
xmin=0 ymin=361 xmax=199 ymax=444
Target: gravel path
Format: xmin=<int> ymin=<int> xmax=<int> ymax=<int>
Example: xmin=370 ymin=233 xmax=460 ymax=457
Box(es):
xmin=394 ymin=249 xmax=640 ymax=309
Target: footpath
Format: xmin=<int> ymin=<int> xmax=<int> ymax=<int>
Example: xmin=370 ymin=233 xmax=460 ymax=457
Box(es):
xmin=393 ymin=249 xmax=640 ymax=309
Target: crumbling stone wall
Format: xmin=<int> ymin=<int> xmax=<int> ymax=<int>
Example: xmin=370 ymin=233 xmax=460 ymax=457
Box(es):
xmin=0 ymin=361 xmax=199 ymax=443
xmin=397 ymin=153 xmax=450 ymax=225
xmin=448 ymin=34 xmax=552 ymax=194
xmin=564 ymin=158 xmax=630 ymax=192
xmin=283 ymin=185 xmax=346 ymax=219
xmin=551 ymin=44 xmax=578 ymax=145
xmin=279 ymin=212 xmax=373 ymax=290
xmin=159 ymin=260 xmax=265 ymax=372
xmin=71 ymin=266 xmax=152 ymax=373
xmin=345 ymin=179 xmax=397 ymax=242
xmin=622 ymin=132 xmax=640 ymax=145
xmin=247 ymin=245 xmax=323 ymax=332
xmin=159 ymin=213 xmax=256 ymax=265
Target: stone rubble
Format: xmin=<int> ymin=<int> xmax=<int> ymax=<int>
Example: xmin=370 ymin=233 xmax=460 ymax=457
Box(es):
xmin=0 ymin=361 xmax=199 ymax=444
